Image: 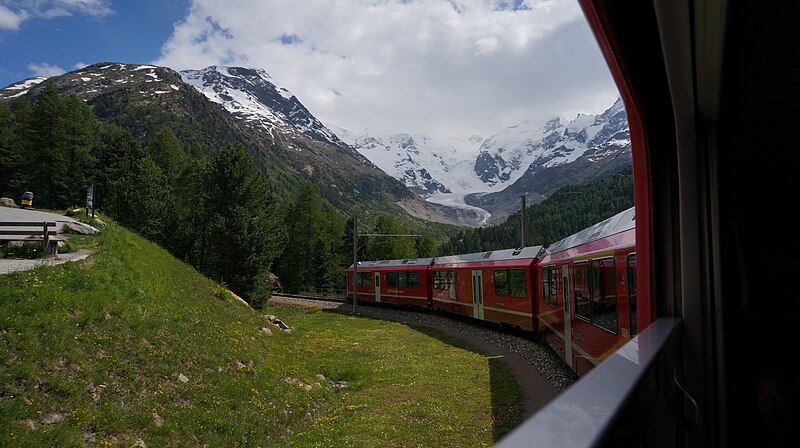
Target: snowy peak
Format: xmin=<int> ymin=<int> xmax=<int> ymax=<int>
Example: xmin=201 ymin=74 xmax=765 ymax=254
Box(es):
xmin=0 ymin=76 xmax=48 ymax=99
xmin=332 ymin=126 xmax=486 ymax=196
xmin=474 ymin=98 xmax=629 ymax=187
xmin=180 ymin=65 xmax=343 ymax=147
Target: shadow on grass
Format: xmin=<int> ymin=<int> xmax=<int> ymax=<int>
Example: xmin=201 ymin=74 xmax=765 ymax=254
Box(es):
xmin=324 ymin=303 xmax=526 ymax=443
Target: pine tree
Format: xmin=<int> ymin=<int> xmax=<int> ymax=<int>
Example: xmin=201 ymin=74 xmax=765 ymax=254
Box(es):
xmin=0 ymin=103 xmax=21 ymax=198
xmin=203 ymin=145 xmax=287 ymax=303
xmin=118 ymin=156 xmax=167 ymax=241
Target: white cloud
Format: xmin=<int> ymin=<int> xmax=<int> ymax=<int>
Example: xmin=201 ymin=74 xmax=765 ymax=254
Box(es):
xmin=0 ymin=5 xmax=27 ymax=29
xmin=0 ymin=0 xmax=112 ymax=29
xmin=156 ymin=0 xmax=619 ymax=141
xmin=27 ymin=62 xmax=66 ymax=77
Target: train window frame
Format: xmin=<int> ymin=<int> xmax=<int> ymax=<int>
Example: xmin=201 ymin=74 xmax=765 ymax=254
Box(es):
xmin=574 ymin=261 xmax=592 ymax=322
xmin=357 ymin=272 xmax=372 ymax=287
xmin=433 ymin=270 xmax=457 ymax=294
xmin=494 ymin=268 xmax=527 ymax=298
xmin=542 ymin=266 xmax=559 ymax=307
xmin=386 ymin=272 xmax=398 ymax=288
xmin=627 ymin=253 xmax=637 ymax=336
xmin=591 ymin=257 xmax=618 ymax=335
xmin=385 ymin=271 xmax=421 ymax=289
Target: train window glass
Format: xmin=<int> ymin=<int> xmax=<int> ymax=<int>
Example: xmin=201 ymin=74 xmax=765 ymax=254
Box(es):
xmin=387 ymin=272 xmax=398 ymax=288
xmin=510 ymin=269 xmax=527 ymax=297
xmin=542 ymin=267 xmax=551 ymax=305
xmin=494 ymin=269 xmax=509 ymax=296
xmin=627 ymin=254 xmax=637 ymax=336
xmin=398 ymin=272 xmax=408 ymax=288
xmin=592 ymin=258 xmax=617 ymax=334
xmin=542 ymin=266 xmax=557 ymax=305
xmin=408 ymin=272 xmax=420 ymax=288
xmin=548 ymin=267 xmax=559 ymax=306
xmin=357 ymin=272 xmax=372 ymax=286
xmin=574 ymin=262 xmax=592 ymax=321
xmin=434 ymin=270 xmax=456 ymax=296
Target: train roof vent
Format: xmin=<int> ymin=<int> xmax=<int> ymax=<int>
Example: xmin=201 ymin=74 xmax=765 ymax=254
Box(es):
xmin=483 ymin=251 xmax=493 ymax=258
xmin=512 ymin=247 xmax=523 ymax=256
xmin=401 ymin=259 xmax=410 ymax=264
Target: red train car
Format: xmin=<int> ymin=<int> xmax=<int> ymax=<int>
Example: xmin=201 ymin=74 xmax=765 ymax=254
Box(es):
xmin=536 ymin=207 xmax=639 ymax=376
xmin=346 ymin=258 xmax=434 ymax=308
xmin=432 ymin=246 xmax=544 ymax=331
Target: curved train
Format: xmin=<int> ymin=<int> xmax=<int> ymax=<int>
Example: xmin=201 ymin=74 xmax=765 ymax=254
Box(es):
xmin=347 ymin=206 xmax=641 ymax=377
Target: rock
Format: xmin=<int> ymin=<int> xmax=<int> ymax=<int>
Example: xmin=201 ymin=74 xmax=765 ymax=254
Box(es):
xmin=177 ymin=373 xmax=189 ymax=383
xmin=264 ymin=314 xmax=292 ymax=332
xmin=41 ymin=412 xmax=65 ymax=424
xmin=66 ymin=221 xmax=100 ymax=235
xmin=1 ymin=197 xmax=16 ymax=207
xmin=315 ymin=373 xmax=327 ymax=382
xmin=153 ymin=412 xmax=164 ymax=427
xmin=258 ymin=326 xmax=273 ymax=335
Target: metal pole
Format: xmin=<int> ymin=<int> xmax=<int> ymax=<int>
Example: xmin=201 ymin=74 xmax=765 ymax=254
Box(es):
xmin=352 ymin=213 xmax=358 ymax=314
xmin=520 ymin=195 xmax=526 ymax=247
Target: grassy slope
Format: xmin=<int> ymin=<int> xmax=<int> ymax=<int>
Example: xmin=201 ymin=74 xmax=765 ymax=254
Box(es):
xmin=1 ymin=218 xmax=522 ymax=447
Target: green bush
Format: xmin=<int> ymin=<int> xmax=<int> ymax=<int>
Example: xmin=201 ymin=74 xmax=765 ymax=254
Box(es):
xmin=58 ymin=239 xmax=79 ymax=254
xmin=2 ymin=241 xmax=45 ymax=259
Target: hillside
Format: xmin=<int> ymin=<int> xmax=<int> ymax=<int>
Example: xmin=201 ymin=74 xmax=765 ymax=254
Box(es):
xmin=0 ymin=216 xmax=521 ymax=447
xmin=0 ymin=63 xmax=411 ymax=214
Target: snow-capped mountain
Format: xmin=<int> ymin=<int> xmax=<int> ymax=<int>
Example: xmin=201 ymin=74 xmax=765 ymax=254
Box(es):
xmin=180 ymin=66 xmax=345 ymax=147
xmin=331 ymin=127 xmax=486 ymax=196
xmin=474 ymin=98 xmax=629 ymax=188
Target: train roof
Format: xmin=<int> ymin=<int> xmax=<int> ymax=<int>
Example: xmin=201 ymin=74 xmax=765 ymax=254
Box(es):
xmin=348 ymin=257 xmax=435 ymax=270
xmin=546 ymin=207 xmax=635 ymax=254
xmin=433 ymin=245 xmax=545 ymax=265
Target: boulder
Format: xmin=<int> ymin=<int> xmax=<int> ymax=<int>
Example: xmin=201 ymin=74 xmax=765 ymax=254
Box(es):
xmin=0 ymin=197 xmax=16 ymax=207
xmin=67 ymin=221 xmax=100 ymax=235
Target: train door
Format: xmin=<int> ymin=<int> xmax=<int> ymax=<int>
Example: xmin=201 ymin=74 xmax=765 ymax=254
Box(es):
xmin=472 ymin=270 xmax=484 ymax=319
xmin=374 ymin=272 xmax=381 ymax=302
xmin=562 ymin=263 xmax=573 ymax=370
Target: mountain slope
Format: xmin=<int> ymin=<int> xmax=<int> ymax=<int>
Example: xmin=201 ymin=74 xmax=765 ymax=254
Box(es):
xmin=0 ymin=63 xmax=412 ymax=212
xmin=332 ymin=127 xmax=486 ymax=196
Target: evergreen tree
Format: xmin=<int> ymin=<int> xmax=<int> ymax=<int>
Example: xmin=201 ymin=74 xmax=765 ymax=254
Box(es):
xmin=18 ymin=84 xmax=100 ymax=209
xmin=274 ymin=182 xmax=324 ymax=293
xmin=366 ymin=214 xmax=416 ymax=260
xmin=148 ymin=127 xmax=185 ymax=180
xmin=94 ymin=127 xmax=145 ymax=216
xmin=0 ymin=103 xmax=21 ymax=198
xmin=118 ymin=156 xmax=167 ymax=241
xmin=203 ymin=145 xmax=287 ymax=303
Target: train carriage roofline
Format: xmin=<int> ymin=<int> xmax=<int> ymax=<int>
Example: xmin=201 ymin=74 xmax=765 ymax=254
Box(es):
xmin=545 ymin=207 xmax=635 ymax=255
xmin=433 ymin=245 xmax=545 ymax=266
xmin=346 ymin=257 xmax=435 ymax=270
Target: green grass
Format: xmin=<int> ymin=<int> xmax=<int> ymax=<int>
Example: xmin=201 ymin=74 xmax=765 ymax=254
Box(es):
xmin=0 ymin=216 xmax=524 ymax=447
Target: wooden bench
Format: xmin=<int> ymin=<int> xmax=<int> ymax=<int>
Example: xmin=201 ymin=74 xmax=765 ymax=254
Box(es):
xmin=0 ymin=221 xmax=59 ymax=255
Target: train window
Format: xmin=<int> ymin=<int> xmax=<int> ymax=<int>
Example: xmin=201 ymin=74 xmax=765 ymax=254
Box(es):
xmin=494 ymin=269 xmax=527 ymax=298
xmin=433 ymin=270 xmax=456 ymax=296
xmin=510 ymin=269 xmax=527 ymax=297
xmin=386 ymin=272 xmax=398 ymax=287
xmin=542 ymin=266 xmax=559 ymax=306
xmin=627 ymin=254 xmax=637 ymax=336
xmin=385 ymin=272 xmax=421 ymax=288
xmin=574 ymin=262 xmax=592 ymax=321
xmin=495 ymin=269 xmax=509 ymax=296
xmin=591 ymin=258 xmax=617 ymax=334
xmin=357 ymin=272 xmax=372 ymax=286
xmin=408 ymin=272 xmax=420 ymax=288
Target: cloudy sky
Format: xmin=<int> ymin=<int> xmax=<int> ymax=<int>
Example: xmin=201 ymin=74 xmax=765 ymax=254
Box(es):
xmin=1 ymin=0 xmax=620 ymax=141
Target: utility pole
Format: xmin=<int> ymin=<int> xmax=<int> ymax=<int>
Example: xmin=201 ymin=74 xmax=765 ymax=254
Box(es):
xmin=520 ymin=195 xmax=526 ymax=247
xmin=351 ymin=213 xmax=421 ymax=314
xmin=352 ymin=213 xmax=358 ymax=313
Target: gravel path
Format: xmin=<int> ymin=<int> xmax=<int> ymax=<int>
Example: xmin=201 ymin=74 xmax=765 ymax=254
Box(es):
xmin=269 ymin=295 xmax=577 ymax=418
